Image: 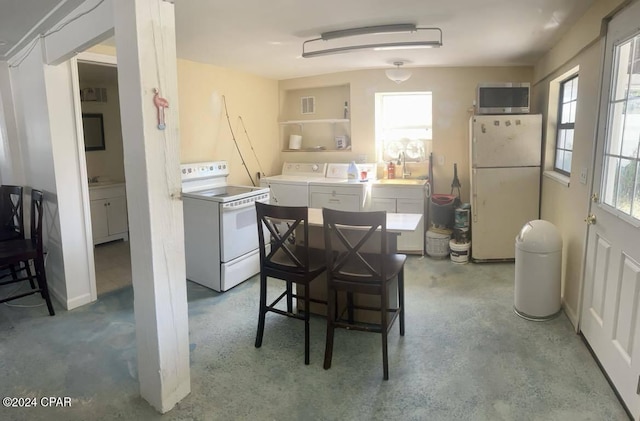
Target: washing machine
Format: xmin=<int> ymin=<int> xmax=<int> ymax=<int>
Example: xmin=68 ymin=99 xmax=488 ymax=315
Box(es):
xmin=259 ymin=162 xmax=328 ymax=206
xmin=308 ymin=163 xmax=376 ymax=211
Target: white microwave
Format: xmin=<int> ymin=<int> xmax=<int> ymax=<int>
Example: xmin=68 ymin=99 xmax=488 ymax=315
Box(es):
xmin=476 ymin=83 xmax=530 ymax=114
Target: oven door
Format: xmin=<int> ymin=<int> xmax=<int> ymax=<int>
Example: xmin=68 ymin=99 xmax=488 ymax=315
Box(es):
xmin=219 ymin=199 xmax=262 ymax=262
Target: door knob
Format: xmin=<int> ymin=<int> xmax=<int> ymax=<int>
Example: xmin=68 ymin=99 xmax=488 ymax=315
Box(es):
xmin=585 ymin=214 xmax=596 ymax=225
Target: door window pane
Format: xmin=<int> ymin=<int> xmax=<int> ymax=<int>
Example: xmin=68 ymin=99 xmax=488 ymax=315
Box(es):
xmin=601 ymin=33 xmax=640 ymax=222
xmin=616 ymin=159 xmax=636 ymax=213
xmin=621 ymin=99 xmax=640 ymax=158
xmin=603 ymin=156 xmax=620 ymax=207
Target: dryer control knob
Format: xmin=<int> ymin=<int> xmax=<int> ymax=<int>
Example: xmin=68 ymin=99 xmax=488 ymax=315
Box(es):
xmin=312 ymin=164 xmax=319 ymax=172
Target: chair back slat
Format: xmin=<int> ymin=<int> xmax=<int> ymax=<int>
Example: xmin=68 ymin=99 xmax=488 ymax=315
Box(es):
xmin=0 ymin=185 xmax=24 ymax=240
xmin=323 ymin=208 xmax=387 ymax=284
xmin=256 ymin=202 xmax=311 ymax=273
xmin=30 ymin=189 xmax=44 ymax=253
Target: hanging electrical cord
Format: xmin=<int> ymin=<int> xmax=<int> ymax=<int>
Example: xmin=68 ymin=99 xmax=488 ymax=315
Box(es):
xmin=222 ymin=95 xmax=256 ymax=186
xmin=9 ymin=0 xmax=106 ymax=68
xmin=238 ymin=116 xmax=267 ymax=179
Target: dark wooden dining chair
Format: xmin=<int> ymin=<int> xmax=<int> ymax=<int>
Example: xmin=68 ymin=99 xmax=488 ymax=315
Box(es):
xmin=0 ymin=189 xmax=55 ymax=316
xmin=0 ymin=185 xmax=24 ymax=241
xmin=255 ymin=202 xmax=326 ymax=364
xmin=322 ymin=208 xmax=406 ymax=380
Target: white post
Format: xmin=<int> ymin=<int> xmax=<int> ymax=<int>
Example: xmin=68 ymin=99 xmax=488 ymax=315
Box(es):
xmin=113 ymin=0 xmax=190 ymax=412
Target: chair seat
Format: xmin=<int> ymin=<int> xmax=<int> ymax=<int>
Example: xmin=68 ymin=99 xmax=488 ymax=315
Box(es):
xmin=0 ymin=227 xmax=21 ymax=242
xmin=334 ymin=252 xmax=406 ymax=283
xmin=0 ymin=239 xmax=36 ymax=263
xmin=267 ymin=246 xmax=326 ymax=276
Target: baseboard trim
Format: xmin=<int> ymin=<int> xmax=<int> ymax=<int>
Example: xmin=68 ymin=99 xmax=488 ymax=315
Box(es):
xmin=562 ymin=299 xmax=579 ymax=330
xmin=66 ymin=292 xmax=93 ymax=310
xmin=49 ymin=285 xmax=93 ymax=311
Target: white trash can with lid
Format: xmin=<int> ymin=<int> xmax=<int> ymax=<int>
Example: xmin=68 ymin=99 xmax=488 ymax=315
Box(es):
xmin=514 ymin=220 xmax=563 ymax=321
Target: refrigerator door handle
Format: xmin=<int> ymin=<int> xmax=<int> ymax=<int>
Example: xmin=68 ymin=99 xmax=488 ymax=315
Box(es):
xmin=471 ymin=135 xmax=477 ymax=167
xmin=471 ymin=168 xmax=478 ymax=222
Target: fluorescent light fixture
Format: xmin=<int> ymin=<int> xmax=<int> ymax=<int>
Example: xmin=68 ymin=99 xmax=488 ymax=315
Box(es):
xmin=321 ymin=24 xmax=418 ymax=40
xmin=385 ymin=62 xmax=411 ymax=84
xmin=302 ymin=24 xmax=442 ymax=58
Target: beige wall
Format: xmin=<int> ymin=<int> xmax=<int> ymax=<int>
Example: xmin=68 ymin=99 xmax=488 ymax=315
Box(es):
xmin=532 ymin=0 xmax=628 ymax=326
xmin=178 ymin=60 xmax=280 ymax=185
xmin=86 ymin=45 xmax=281 ymax=186
xmin=279 ymin=66 xmax=533 ymax=200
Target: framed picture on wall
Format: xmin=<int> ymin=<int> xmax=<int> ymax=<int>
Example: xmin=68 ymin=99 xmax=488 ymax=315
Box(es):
xmin=82 ymin=113 xmax=105 ymax=151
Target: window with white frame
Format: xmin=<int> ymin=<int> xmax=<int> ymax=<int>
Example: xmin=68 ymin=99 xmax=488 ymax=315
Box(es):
xmin=602 ymin=33 xmax=640 ymax=220
xmin=555 ymin=75 xmax=579 ymax=175
xmin=375 ymin=92 xmax=432 ymax=162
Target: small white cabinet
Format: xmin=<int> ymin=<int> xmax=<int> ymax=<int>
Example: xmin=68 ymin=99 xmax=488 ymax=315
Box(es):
xmin=370 ymin=184 xmax=427 ymax=254
xmin=89 ymin=184 xmax=129 ymax=245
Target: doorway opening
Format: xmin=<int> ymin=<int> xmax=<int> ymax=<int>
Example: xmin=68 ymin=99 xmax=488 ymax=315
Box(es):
xmin=77 ymin=60 xmax=132 ymax=296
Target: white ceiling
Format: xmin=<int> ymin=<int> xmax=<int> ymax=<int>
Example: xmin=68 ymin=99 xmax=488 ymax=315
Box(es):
xmin=1 ymin=0 xmax=595 ymax=80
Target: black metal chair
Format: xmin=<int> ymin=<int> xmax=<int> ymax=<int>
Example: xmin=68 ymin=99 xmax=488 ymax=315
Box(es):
xmin=255 ymin=202 xmax=326 ymax=364
xmin=0 ymin=185 xmax=24 ymax=241
xmin=322 ymin=208 xmax=406 ymax=380
xmin=0 ymin=189 xmax=54 ymax=316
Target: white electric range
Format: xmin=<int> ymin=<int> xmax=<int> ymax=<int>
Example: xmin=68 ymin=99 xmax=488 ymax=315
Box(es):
xmin=181 ymin=161 xmax=269 ymax=292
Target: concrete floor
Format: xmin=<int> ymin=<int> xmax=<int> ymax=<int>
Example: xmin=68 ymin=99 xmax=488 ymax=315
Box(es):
xmin=0 ymin=256 xmax=630 ymax=420
xmin=94 ymin=241 xmax=132 ymax=295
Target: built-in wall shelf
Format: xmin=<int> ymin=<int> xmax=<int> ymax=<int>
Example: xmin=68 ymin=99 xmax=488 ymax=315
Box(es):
xmin=280 ymin=84 xmax=351 ymax=152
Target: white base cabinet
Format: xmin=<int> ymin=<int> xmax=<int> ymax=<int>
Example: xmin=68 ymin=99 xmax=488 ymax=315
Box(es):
xmin=370 ymin=186 xmax=426 ymax=254
xmin=89 ymin=184 xmax=129 ymax=245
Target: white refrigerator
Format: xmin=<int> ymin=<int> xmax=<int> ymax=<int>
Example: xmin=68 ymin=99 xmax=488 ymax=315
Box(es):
xmin=469 ymin=114 xmax=542 ymax=261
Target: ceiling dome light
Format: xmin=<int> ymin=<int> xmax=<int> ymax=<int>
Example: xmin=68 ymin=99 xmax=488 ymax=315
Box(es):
xmin=385 ymin=62 xmax=412 ymax=84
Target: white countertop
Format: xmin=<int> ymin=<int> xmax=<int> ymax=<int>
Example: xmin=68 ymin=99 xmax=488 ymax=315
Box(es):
xmin=307 ymin=208 xmax=422 ymax=233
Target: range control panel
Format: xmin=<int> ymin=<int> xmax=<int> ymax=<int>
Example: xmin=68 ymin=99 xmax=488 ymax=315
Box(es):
xmin=222 ymin=193 xmax=270 ymax=209
xmin=181 ymin=161 xmax=229 ymax=181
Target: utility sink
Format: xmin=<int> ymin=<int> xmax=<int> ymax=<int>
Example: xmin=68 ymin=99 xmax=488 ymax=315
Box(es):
xmin=374 ymin=179 xmax=427 ymax=186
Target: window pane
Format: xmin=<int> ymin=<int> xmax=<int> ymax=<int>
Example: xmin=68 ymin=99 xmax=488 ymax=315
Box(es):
xmin=563 ymin=81 xmax=573 ymax=102
xmin=562 ymin=103 xmax=572 ymax=124
xmin=555 ymin=150 xmax=564 ymax=170
xmin=569 ymin=102 xmax=577 ymax=123
xmin=563 ymin=151 xmax=572 ymax=173
xmin=557 ymin=130 xmax=566 ymax=149
xmin=616 ymin=158 xmax=636 ymax=214
xmin=621 ymin=99 xmax=640 ymax=158
xmin=565 ymin=130 xmax=574 ymax=151
xmin=608 ymin=102 xmax=626 ymax=156
xmin=381 ymin=94 xmax=432 ymax=128
xmin=571 ymin=78 xmax=579 ymax=101
xmin=612 ymin=40 xmax=632 ymax=101
xmin=603 ymin=156 xmax=620 ymax=206
xmin=634 ymin=162 xmax=640 ymax=219
xmin=377 ymin=92 xmax=432 ymax=162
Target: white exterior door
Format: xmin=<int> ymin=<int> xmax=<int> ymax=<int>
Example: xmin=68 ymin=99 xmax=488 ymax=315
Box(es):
xmin=580 ymin=3 xmax=640 ymax=418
